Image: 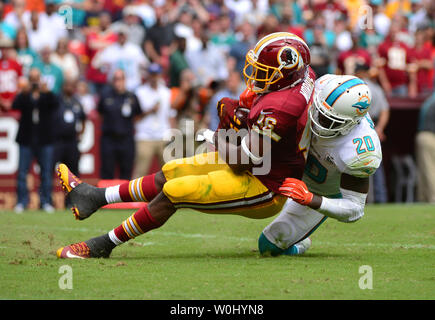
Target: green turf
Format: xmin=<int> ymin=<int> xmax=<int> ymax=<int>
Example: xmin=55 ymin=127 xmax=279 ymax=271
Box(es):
xmin=0 ymin=204 xmax=434 ymax=300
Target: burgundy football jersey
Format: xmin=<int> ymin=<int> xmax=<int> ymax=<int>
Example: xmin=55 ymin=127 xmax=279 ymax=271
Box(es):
xmin=0 ymin=58 xmax=22 ymax=103
xmin=247 ymin=67 xmax=315 ymax=192
xmin=378 ymin=39 xmax=414 ymax=89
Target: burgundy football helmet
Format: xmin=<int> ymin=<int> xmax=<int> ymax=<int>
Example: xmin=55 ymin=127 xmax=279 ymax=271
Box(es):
xmin=243 ymin=32 xmax=311 ymax=93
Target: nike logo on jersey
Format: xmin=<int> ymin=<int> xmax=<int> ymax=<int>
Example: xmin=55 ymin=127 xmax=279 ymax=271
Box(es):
xmin=260 ymin=110 xmax=273 ymax=115
xmin=363 ymin=159 xmax=374 ymax=166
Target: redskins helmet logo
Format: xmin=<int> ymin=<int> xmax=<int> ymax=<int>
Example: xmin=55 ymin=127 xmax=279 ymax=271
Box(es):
xmin=277 ymin=46 xmax=300 ymax=69
xmin=352 ymin=94 xmax=371 ymax=115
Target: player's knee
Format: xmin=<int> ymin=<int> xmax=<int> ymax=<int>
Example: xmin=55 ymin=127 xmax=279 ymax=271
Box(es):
xmin=154 ymin=171 xmax=166 ymax=191
xmin=162 ymin=175 xmax=202 ymax=202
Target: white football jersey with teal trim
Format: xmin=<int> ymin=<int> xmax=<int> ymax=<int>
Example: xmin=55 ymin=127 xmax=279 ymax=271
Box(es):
xmin=303 ymin=114 xmax=382 ymax=197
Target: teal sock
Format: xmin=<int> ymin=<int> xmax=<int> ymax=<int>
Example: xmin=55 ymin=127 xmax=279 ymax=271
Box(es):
xmin=258 ymin=232 xmax=299 ymax=256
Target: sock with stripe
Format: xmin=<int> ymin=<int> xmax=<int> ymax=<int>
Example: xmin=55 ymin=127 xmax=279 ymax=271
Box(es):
xmin=105 ymin=173 xmax=159 ymax=204
xmin=108 ymin=204 xmax=161 ymax=245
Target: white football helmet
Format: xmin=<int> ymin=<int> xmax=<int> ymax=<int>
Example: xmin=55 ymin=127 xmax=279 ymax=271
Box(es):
xmin=310 ymin=74 xmax=372 ymax=138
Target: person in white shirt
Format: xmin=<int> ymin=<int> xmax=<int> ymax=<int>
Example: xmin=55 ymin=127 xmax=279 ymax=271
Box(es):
xmin=185 ymin=31 xmax=229 ymax=88
xmin=93 ymin=26 xmax=149 ymax=91
xmin=133 ymin=63 xmax=175 ymax=178
xmin=50 ymin=38 xmax=80 ymax=82
xmin=26 ymin=11 xmax=58 ymax=52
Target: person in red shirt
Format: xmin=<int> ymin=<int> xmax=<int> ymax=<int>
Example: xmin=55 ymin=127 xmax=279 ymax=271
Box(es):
xmin=54 ymin=32 xmax=316 ymax=259
xmin=377 ymin=23 xmax=417 ymax=97
xmin=413 ymin=27 xmax=433 ymax=96
xmin=0 ymin=37 xmax=23 ymax=112
xmin=336 ymin=35 xmax=372 ymax=75
xmin=84 ymin=11 xmax=117 ymax=93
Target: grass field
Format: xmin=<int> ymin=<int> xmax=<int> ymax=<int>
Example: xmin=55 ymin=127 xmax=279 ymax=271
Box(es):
xmin=0 ymin=204 xmax=434 ymax=300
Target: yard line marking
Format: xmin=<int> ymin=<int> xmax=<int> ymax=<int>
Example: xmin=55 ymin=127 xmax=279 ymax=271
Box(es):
xmin=131 ymin=241 xmax=155 ymax=247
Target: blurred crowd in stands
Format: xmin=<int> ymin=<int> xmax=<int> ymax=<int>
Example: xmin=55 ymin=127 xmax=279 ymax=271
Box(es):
xmin=0 ymin=0 xmax=435 ymax=210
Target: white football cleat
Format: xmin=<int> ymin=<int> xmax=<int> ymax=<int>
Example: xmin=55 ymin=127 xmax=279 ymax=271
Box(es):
xmin=294 ymin=237 xmax=312 ymax=255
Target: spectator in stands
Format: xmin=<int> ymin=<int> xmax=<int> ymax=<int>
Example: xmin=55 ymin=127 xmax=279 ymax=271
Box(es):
xmin=370 ymin=0 xmax=391 ymax=38
xmin=210 ymin=13 xmax=236 ymax=55
xmin=76 ymin=80 xmax=96 ymax=116
xmin=169 ymin=36 xmax=189 ymax=88
xmin=354 ymin=62 xmax=390 ymax=203
xmin=413 ymin=27 xmax=434 ymax=96
xmin=143 ymin=5 xmax=175 ymax=70
xmin=95 ymin=26 xmax=149 ymax=91
xmin=12 ymin=68 xmax=59 ymax=213
xmin=185 ymin=30 xmax=228 ymax=88
xmin=303 ymin=13 xmax=336 ymax=49
xmin=416 ymin=91 xmax=435 ymax=203
xmin=275 ymin=1 xmax=304 ymax=37
xmin=237 ymin=0 xmax=269 ymax=27
xmin=309 ymin=24 xmax=332 ymax=77
xmin=84 ymin=11 xmax=117 ymax=94
xmin=133 ymin=63 xmax=174 ymax=178
xmin=13 ymin=28 xmax=39 ymax=76
xmin=26 ymin=10 xmax=57 ymax=52
xmin=377 ymin=22 xmax=418 ymax=97
xmin=229 ymin=21 xmax=256 ymax=77
xmin=82 ymin=0 xmax=105 ymax=28
xmin=334 ymin=14 xmax=352 ymax=52
xmin=0 ymin=2 xmax=17 ymax=41
xmin=206 ymin=70 xmax=244 ymax=131
xmin=130 ymin=0 xmax=156 ymax=28
xmin=170 ymin=68 xmax=201 ymax=157
xmin=172 ymin=4 xmax=195 ymax=41
xmin=97 ymin=69 xmax=142 ymax=180
xmin=256 ymin=13 xmax=280 ymax=40
xmin=0 ymin=36 xmax=23 ymax=112
xmin=110 ymin=6 xmax=146 ymax=46
xmin=184 ymin=17 xmax=203 ymax=53
xmin=312 ymin=0 xmax=348 ymax=32
xmin=31 ymin=46 xmax=64 ymax=95
xmin=44 ymin=0 xmax=68 ymax=42
xmin=3 ymin=0 xmax=29 ymax=31
xmin=52 ymin=77 xmax=86 ymax=208
xmin=336 ymin=34 xmax=372 ymax=75
xmin=51 ymin=38 xmax=80 ymax=82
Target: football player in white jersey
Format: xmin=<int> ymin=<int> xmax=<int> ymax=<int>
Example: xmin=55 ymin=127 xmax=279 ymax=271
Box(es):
xmin=258 ymin=74 xmax=382 ymax=256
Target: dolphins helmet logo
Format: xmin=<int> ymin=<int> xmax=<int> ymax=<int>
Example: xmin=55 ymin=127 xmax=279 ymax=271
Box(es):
xmin=352 ymin=94 xmax=371 ymax=115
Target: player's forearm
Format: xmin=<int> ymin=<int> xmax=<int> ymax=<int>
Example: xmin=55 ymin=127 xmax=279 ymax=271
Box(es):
xmin=215 ymin=133 xmax=253 ymax=174
xmin=311 ymin=189 xmax=367 ymax=223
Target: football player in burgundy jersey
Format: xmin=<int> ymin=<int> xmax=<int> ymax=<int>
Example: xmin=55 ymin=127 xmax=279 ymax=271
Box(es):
xmin=55 ymin=32 xmax=316 ymax=259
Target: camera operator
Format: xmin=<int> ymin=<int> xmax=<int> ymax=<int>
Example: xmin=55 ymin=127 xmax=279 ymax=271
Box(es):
xmin=12 ymin=68 xmax=59 ymax=213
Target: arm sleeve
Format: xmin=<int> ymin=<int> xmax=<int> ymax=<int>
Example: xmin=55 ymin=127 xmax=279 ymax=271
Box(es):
xmin=318 ymin=188 xmax=367 ymax=223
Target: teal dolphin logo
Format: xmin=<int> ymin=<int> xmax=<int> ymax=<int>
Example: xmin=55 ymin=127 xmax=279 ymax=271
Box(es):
xmin=352 ymin=99 xmax=370 ymax=114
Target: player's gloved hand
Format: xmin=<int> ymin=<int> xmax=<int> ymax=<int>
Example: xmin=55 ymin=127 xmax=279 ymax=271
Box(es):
xmin=217 ymin=97 xmax=247 ymax=131
xmin=279 ymin=178 xmax=314 ymax=206
xmin=239 ymin=87 xmax=257 ymax=110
